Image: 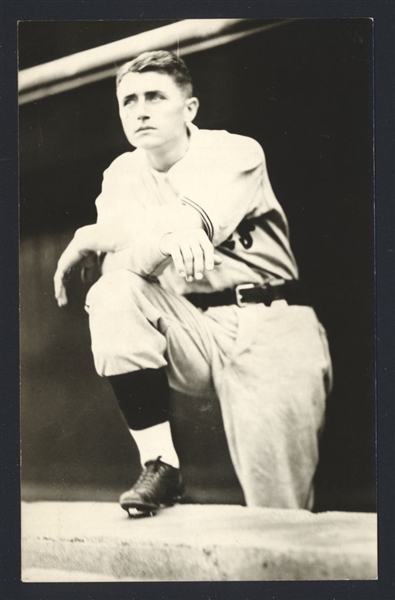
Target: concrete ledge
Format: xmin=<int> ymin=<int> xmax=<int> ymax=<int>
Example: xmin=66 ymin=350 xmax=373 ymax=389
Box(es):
xmin=22 ymin=502 xmax=377 ymax=581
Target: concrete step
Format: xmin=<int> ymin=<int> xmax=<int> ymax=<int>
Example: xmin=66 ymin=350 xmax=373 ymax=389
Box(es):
xmin=21 ymin=502 xmax=377 ymax=581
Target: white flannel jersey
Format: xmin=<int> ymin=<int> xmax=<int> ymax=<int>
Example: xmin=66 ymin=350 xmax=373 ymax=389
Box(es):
xmin=95 ymin=124 xmax=299 ymax=294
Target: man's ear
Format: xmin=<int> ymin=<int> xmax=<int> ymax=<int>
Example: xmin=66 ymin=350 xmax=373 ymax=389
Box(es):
xmin=184 ymin=97 xmax=199 ymax=123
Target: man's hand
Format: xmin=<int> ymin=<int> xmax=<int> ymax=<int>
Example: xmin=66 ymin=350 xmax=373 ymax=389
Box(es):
xmin=159 ymin=229 xmax=222 ymax=282
xmin=53 ymin=241 xmax=86 ymax=307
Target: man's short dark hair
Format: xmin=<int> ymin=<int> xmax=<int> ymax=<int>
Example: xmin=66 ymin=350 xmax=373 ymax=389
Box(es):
xmin=116 ymin=50 xmax=193 ymax=97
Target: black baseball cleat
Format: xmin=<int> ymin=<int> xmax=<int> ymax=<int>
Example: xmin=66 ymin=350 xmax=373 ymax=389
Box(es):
xmin=119 ymin=456 xmax=184 ymax=517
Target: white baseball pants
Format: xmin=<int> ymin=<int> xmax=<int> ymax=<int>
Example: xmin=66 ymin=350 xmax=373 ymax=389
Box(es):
xmin=85 ymin=269 xmax=332 ymax=509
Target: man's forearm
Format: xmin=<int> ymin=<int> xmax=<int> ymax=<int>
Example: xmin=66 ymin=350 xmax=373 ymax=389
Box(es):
xmin=73 ymin=224 xmax=119 ymax=254
xmin=55 ymin=224 xmax=115 ymax=280
xmin=73 ymin=204 xmax=206 ymax=279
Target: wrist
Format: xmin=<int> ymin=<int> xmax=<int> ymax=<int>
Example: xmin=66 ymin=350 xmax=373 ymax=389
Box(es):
xmin=158 ymin=231 xmax=175 ymax=257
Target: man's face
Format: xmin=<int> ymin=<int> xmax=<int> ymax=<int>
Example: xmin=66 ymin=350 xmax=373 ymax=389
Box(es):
xmin=116 ymin=70 xmax=198 ymax=152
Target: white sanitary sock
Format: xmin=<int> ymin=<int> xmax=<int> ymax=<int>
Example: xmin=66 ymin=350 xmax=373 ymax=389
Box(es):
xmin=130 ymin=421 xmax=180 ymax=469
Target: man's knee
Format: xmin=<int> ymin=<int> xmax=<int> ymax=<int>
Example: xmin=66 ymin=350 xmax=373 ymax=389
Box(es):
xmin=86 ymin=270 xmax=167 ymax=376
xmin=85 ymin=269 xmax=149 ymax=313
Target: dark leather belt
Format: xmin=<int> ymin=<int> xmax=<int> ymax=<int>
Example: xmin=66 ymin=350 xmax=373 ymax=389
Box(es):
xmin=185 ymin=280 xmax=311 ymax=311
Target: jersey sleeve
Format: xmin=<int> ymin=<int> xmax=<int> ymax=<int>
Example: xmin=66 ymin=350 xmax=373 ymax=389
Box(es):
xmin=177 ymin=133 xmax=271 ymax=247
xmin=94 ymin=154 xmax=161 ymax=252
xmin=92 ymin=155 xmax=163 ymax=273
xmin=95 ymin=153 xmax=145 ymax=227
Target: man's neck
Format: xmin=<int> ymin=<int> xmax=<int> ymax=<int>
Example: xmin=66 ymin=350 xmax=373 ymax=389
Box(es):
xmin=146 ymin=129 xmax=190 ymax=173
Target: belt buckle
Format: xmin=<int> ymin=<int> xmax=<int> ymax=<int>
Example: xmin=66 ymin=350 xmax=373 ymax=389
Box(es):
xmin=235 ymin=283 xmax=255 ymax=307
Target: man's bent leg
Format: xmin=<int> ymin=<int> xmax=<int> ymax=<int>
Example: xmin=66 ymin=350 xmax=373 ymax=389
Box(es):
xmin=85 ymin=269 xmax=216 ymax=391
xmin=85 ymin=270 xmax=169 ymax=376
xmin=85 ymin=270 xmax=217 ymax=512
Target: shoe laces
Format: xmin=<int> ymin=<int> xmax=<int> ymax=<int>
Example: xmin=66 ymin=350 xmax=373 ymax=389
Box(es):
xmin=133 ymin=456 xmax=164 ymax=490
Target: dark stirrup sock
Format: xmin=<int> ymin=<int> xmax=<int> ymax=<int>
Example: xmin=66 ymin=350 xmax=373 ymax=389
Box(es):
xmin=107 ymin=367 xmax=170 ymax=430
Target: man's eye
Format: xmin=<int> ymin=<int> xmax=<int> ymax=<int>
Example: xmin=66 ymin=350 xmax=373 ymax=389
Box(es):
xmin=123 ymin=98 xmax=135 ymax=106
xmin=150 ymin=94 xmax=164 ymax=102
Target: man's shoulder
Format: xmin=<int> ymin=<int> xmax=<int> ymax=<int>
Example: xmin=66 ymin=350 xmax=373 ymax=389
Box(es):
xmin=197 ymin=127 xmax=260 ymax=148
xmin=194 ymin=127 xmax=263 ymax=168
xmin=103 ymin=149 xmax=144 ymax=175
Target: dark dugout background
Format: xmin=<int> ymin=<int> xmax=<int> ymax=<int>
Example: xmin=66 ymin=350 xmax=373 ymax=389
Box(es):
xmin=19 ymin=19 xmax=374 ymax=511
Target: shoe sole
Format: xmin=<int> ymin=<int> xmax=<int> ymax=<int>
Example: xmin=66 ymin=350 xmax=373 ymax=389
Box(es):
xmin=121 ymin=495 xmax=184 ymax=517
xmin=126 ymin=508 xmax=157 ymax=519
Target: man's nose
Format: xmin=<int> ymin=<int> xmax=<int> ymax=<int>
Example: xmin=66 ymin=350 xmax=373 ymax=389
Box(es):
xmin=136 ymin=99 xmax=150 ymax=120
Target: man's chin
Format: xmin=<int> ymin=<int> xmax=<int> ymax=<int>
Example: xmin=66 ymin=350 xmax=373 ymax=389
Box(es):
xmin=130 ymin=138 xmax=162 ymax=151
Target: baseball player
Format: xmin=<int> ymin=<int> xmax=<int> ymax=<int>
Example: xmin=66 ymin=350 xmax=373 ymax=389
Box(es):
xmin=54 ymin=50 xmax=332 ymax=515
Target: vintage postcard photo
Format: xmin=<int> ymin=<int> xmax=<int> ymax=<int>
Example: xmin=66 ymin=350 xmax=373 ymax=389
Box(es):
xmin=19 ymin=18 xmax=376 ymax=582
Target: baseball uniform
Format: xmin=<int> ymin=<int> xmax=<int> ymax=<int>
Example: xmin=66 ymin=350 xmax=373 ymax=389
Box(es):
xmin=85 ymin=124 xmax=332 ymax=508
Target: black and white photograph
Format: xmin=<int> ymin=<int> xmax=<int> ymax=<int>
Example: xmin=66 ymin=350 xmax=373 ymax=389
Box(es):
xmin=18 ymin=18 xmax=377 ymax=583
